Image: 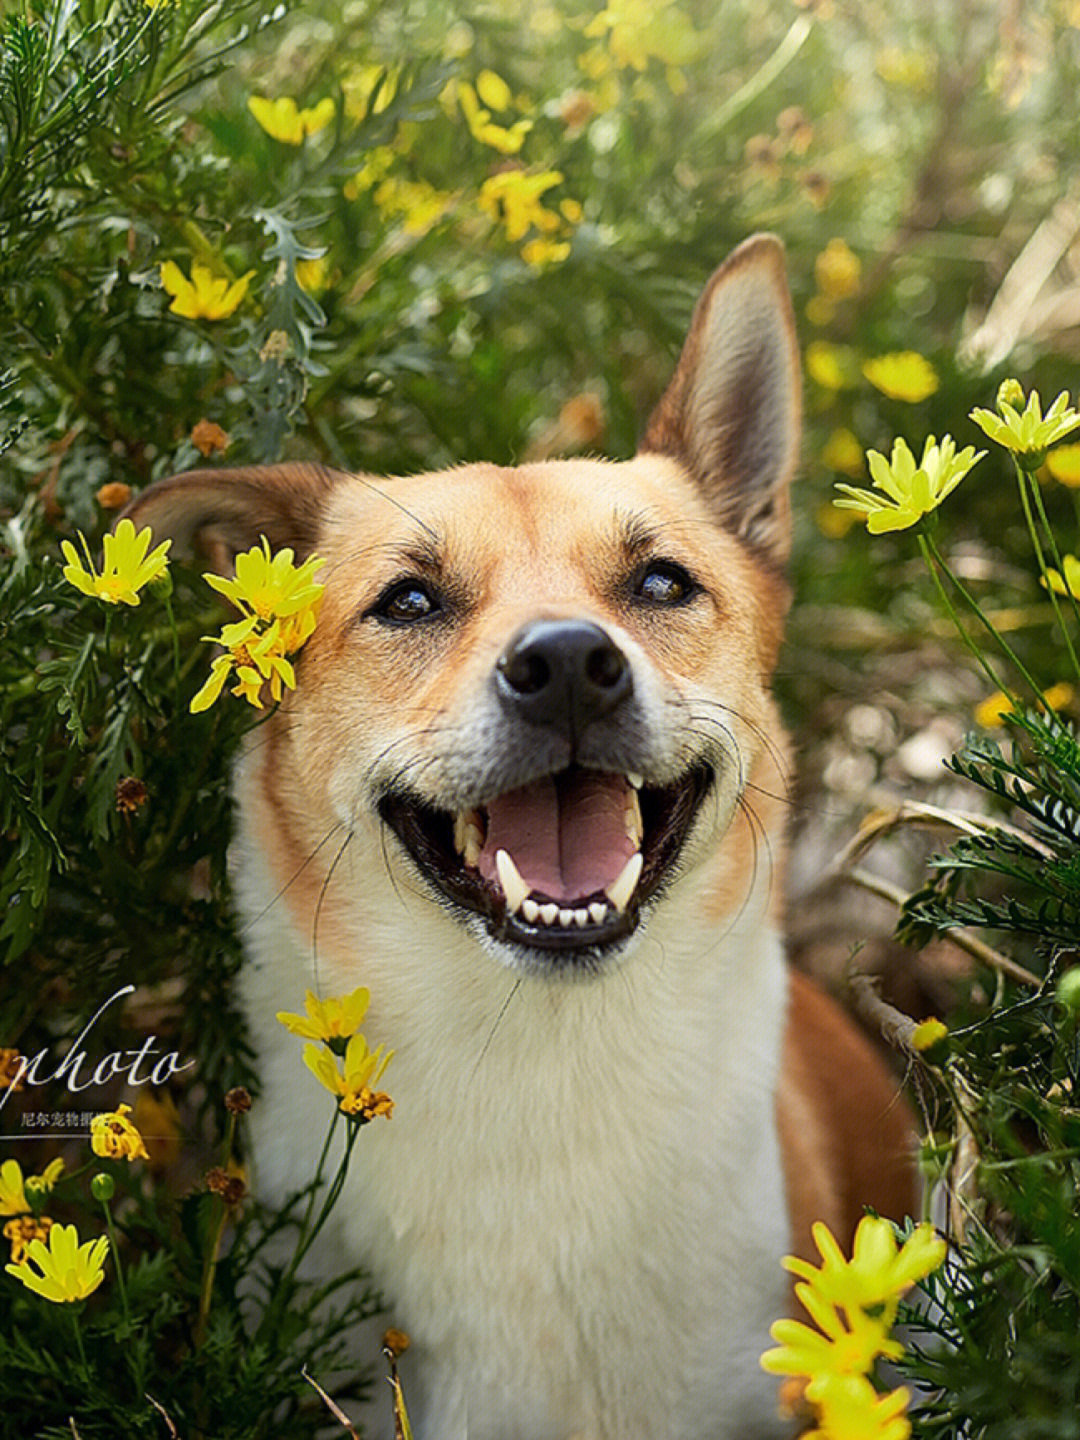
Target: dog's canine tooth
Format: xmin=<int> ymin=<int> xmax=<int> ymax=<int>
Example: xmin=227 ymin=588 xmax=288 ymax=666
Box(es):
xmin=495 ymin=849 xmax=529 ymax=915
xmin=627 ymin=772 xmax=644 ymax=790
xmin=588 ymin=901 xmax=608 ymax=924
xmin=539 ymin=902 xmax=559 ymax=926
xmin=625 ymin=787 xmax=643 ymax=846
xmin=604 ymin=851 xmax=643 ymax=914
xmin=522 ymin=898 xmax=540 ymax=923
xmin=573 ymin=909 xmax=589 ymax=927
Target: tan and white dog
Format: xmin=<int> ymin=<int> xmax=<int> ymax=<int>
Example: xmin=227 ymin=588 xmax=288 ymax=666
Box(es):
xmin=130 ymin=235 xmax=913 ymax=1439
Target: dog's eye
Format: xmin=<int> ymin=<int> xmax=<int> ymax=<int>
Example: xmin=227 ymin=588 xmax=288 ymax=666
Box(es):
xmin=370 ymin=579 xmax=441 ymax=624
xmin=634 ymin=560 xmax=698 ymax=606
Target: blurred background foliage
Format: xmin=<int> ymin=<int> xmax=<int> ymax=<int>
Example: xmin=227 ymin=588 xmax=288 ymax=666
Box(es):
xmin=4 ymin=0 xmax=1080 ymax=1433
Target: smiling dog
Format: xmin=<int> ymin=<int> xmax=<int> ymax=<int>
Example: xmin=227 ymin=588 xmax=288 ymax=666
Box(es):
xmin=129 ymin=234 xmax=914 ymax=1439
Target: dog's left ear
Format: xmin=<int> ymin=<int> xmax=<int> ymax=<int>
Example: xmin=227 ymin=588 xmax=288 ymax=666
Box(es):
xmin=640 ymin=233 xmax=801 ymax=564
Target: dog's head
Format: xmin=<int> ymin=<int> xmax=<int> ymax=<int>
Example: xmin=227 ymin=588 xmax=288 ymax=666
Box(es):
xmin=129 ymin=235 xmax=799 ymax=976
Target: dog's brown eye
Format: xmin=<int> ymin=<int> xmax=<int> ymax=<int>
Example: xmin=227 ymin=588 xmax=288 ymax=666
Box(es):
xmin=371 ymin=580 xmax=440 ymax=624
xmin=634 ymin=561 xmax=697 ymax=606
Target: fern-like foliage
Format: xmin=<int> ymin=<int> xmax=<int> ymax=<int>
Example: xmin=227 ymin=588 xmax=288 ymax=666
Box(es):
xmin=899 ymin=709 xmax=1080 ymax=959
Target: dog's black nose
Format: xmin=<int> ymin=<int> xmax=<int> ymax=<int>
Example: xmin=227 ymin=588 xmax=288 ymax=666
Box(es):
xmin=494 ymin=619 xmax=633 ymax=741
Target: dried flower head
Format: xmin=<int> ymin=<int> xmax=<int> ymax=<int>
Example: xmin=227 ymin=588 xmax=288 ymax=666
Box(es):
xmin=4 ymin=1214 xmax=54 ymax=1264
xmin=115 ymin=776 xmax=149 ymax=814
xmin=90 ymin=1103 xmax=150 ymax=1162
xmin=0 ymin=1050 xmax=26 ymax=1093
xmin=206 ymin=1167 xmax=248 ymax=1206
xmin=224 ymin=1086 xmax=252 ymax=1115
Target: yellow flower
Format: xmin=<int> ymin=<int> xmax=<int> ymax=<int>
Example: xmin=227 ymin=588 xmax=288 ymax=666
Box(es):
xmin=373 ymin=176 xmax=455 ymax=237
xmin=295 ymin=256 xmax=331 ymax=294
xmin=458 ymin=79 xmax=533 ymax=154
xmin=971 ymin=385 xmax=1080 ymax=468
xmin=911 ymin=1017 xmax=948 ymax=1052
xmin=203 ymin=536 xmax=326 ymax=622
xmin=585 ymin=0 xmax=703 ymax=71
xmin=90 ymin=1102 xmax=150 ymax=1162
xmin=191 ymin=540 xmax=326 ymax=713
xmin=248 ymin=95 xmax=336 ymax=144
xmin=821 ymin=427 xmax=865 ymax=478
xmin=863 ymin=351 xmax=939 ymax=403
xmin=303 ymin=1031 xmax=394 ymax=1122
xmin=0 ymin=1158 xmax=64 ymax=1218
xmin=804 ymin=1373 xmax=912 ymax=1440
xmin=1043 ymin=554 xmax=1080 ymax=600
xmin=478 ymin=170 xmax=564 ymax=243
xmin=784 ymin=1216 xmax=947 ymax=1317
xmin=815 ymin=239 xmax=861 ymax=301
xmin=761 ymin=1291 xmax=901 ymax=1384
xmin=277 ymin=986 xmax=372 ymax=1042
xmin=5 ymin=1221 xmax=108 ymax=1303
xmin=61 ymin=518 xmax=171 ymax=606
xmin=1046 ymin=442 xmax=1080 ymax=487
xmin=160 ymin=260 xmax=253 ymax=321
xmin=976 ymin=683 xmax=1073 ymax=728
xmin=521 ymin=237 xmax=572 ymax=268
xmin=4 ymin=1214 xmax=54 ymax=1264
xmin=834 ymin=434 xmax=984 ymax=533
xmin=974 ymin=690 xmax=1015 ymax=728
xmin=805 ymin=341 xmax=856 ymax=392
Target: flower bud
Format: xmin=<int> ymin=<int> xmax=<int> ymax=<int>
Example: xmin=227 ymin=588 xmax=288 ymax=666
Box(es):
xmin=91 ymin=1172 xmax=116 ymax=1203
xmin=996 ymin=378 xmax=1025 ymax=414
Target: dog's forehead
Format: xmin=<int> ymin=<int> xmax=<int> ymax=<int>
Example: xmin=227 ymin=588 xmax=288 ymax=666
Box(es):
xmin=322 ymin=454 xmax=724 ymax=564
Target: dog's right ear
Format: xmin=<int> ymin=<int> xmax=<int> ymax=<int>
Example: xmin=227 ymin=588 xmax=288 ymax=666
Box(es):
xmin=639 ymin=234 xmax=801 ymax=566
xmin=121 ymin=462 xmax=343 ymax=572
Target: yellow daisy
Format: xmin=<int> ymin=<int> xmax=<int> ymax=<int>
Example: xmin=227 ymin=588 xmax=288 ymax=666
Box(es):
xmin=61 ymin=518 xmax=171 ymax=606
xmin=160 ymin=261 xmax=254 ymax=321
xmin=5 ymin=1221 xmax=109 ymax=1303
xmin=277 ymin=986 xmax=372 ymax=1042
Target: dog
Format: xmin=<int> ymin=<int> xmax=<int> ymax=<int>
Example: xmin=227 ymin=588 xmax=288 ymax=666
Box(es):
xmin=129 ymin=234 xmax=915 ymax=1439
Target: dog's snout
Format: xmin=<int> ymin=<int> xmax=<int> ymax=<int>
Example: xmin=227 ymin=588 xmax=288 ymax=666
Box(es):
xmin=495 ymin=619 xmax=633 ymax=740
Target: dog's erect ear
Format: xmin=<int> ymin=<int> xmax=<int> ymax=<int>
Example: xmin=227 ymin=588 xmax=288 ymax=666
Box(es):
xmin=639 ymin=234 xmax=801 ymax=564
xmin=121 ymin=463 xmax=343 ymax=572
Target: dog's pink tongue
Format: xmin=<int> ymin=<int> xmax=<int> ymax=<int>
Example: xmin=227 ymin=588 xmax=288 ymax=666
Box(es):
xmin=478 ymin=771 xmax=636 ymax=902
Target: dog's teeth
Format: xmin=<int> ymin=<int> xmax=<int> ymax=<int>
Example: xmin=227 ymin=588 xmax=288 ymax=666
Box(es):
xmin=495 ymin=849 xmax=529 ymax=916
xmin=522 ymin=898 xmax=540 ymax=923
xmin=588 ymin=901 xmax=608 ymax=924
xmin=625 ymin=787 xmax=643 ymax=846
xmin=627 ymin=772 xmax=644 ymax=790
xmin=573 ymin=908 xmax=589 ymax=927
xmin=454 ymin=809 xmax=484 ymax=867
xmin=539 ymin=902 xmax=559 ymax=926
xmin=605 ymin=851 xmax=643 ymax=914
xmin=558 ymin=908 xmax=575 ymax=927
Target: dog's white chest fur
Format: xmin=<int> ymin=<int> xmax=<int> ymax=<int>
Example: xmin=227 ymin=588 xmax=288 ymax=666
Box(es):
xmin=239 ymin=823 xmax=792 ymax=1440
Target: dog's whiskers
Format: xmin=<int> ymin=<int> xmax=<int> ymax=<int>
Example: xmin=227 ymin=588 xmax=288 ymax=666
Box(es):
xmin=239 ymin=821 xmax=344 ymax=936
xmin=310 ymin=829 xmax=354 ymax=985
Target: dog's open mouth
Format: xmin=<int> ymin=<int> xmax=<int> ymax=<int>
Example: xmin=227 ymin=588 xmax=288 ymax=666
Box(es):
xmin=379 ymin=764 xmax=713 ymax=953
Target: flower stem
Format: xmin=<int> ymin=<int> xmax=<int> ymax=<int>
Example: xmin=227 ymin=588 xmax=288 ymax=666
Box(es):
xmin=99 ymin=1196 xmax=131 ymax=1328
xmin=70 ymin=1306 xmax=88 ymax=1371
xmin=194 ymin=1196 xmax=230 ymax=1348
xmin=919 ymin=531 xmax=1043 ymax=700
xmin=1016 ymin=461 xmax=1080 ymax=686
